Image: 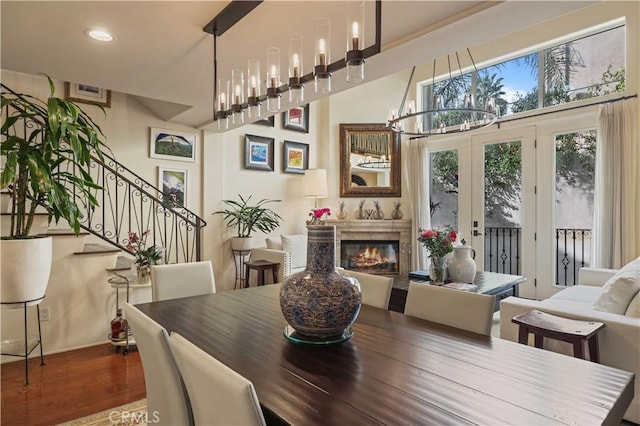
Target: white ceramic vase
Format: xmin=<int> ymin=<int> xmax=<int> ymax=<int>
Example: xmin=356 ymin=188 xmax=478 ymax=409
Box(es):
xmin=447 ymin=245 xmax=477 ymax=283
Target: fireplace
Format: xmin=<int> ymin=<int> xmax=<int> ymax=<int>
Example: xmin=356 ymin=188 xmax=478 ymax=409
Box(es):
xmin=341 ymin=240 xmax=399 ymax=275
xmin=329 ymin=219 xmax=413 ymax=277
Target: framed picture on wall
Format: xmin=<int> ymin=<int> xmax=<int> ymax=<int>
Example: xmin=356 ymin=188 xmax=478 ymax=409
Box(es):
xmin=150 ymin=127 xmax=197 ymax=162
xmin=282 ymin=104 xmax=309 ymax=133
xmin=158 ymin=167 xmax=188 ymax=208
xmin=244 ymin=134 xmax=274 ymax=171
xmin=254 ymin=116 xmax=275 ymax=127
xmin=282 ymin=141 xmax=309 ymax=174
xmin=64 ymin=82 xmax=111 ymax=107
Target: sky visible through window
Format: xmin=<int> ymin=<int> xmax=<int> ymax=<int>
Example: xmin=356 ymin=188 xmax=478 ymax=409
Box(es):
xmin=422 ymin=25 xmax=625 ymax=118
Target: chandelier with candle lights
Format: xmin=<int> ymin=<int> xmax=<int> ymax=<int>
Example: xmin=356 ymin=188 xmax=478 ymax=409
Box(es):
xmin=387 ymin=49 xmax=498 ymax=138
xmin=204 ymin=1 xmax=382 ymax=130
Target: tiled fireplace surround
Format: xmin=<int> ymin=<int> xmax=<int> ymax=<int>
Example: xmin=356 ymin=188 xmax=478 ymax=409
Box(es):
xmin=328 ymin=219 xmax=413 ymax=277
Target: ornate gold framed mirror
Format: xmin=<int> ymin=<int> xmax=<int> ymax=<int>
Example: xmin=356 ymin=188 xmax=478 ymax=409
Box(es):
xmin=339 ymin=123 xmax=401 ymax=197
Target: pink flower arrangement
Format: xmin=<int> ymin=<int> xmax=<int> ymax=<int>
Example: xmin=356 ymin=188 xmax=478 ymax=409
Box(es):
xmin=126 ymin=230 xmax=164 ymax=266
xmin=418 ymin=225 xmax=457 ymax=258
xmin=307 ymin=207 xmax=331 ymax=225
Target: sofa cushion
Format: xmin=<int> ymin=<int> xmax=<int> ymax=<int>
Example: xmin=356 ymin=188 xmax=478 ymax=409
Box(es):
xmin=549 ymin=285 xmax=603 ymax=304
xmin=265 ymin=237 xmax=282 ymax=251
xmin=593 ymin=257 xmax=640 ymax=315
xmin=626 ymin=291 xmax=640 ymax=318
xmin=281 ymin=235 xmax=307 ymax=269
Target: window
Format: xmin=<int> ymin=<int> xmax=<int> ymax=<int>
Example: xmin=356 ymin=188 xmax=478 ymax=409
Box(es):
xmin=421 ymin=24 xmax=625 ymax=121
xmin=555 ymin=129 xmax=596 ymax=286
xmin=429 ymin=150 xmax=458 ymax=229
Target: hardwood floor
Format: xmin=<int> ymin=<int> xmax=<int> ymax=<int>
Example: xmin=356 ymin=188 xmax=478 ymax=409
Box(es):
xmin=1 ymin=344 xmax=145 ymax=426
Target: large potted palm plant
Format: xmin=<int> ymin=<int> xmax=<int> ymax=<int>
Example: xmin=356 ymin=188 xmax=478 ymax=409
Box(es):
xmin=1 ymin=77 xmax=109 ymax=305
xmin=213 ymin=194 xmax=283 ymax=250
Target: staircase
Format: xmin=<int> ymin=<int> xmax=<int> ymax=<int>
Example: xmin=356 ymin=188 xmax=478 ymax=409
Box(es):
xmin=1 ymin=83 xmax=207 ymax=267
xmin=1 ymin=83 xmax=208 ymax=358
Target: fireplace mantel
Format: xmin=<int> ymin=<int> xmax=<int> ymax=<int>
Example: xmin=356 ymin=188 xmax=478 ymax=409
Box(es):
xmin=327 ymin=219 xmax=413 ymax=276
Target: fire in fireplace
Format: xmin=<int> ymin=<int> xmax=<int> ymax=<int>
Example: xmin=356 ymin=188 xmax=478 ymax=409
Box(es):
xmin=340 ymin=240 xmax=399 ymax=275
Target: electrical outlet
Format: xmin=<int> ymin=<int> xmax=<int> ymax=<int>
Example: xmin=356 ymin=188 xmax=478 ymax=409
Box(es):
xmin=40 ymin=306 xmax=51 ymax=322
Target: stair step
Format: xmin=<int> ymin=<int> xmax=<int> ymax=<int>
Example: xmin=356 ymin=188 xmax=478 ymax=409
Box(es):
xmin=107 ymin=256 xmax=135 ymax=272
xmin=73 ymin=243 xmax=120 ymax=255
xmin=38 ymin=229 xmax=90 ymax=237
xmin=0 ymin=212 xmax=49 ymax=216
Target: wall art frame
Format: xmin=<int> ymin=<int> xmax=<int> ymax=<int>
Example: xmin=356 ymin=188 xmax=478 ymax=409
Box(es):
xmin=339 ymin=123 xmax=401 ymax=197
xmin=282 ymin=104 xmax=309 ymax=133
xmin=244 ymin=134 xmax=275 ymax=171
xmin=64 ymin=82 xmax=111 ymax=107
xmin=149 ymin=127 xmax=197 ymax=162
xmin=282 ymin=141 xmax=309 ymax=174
xmin=158 ymin=167 xmax=188 ymax=209
xmin=254 ymin=116 xmax=275 ymax=127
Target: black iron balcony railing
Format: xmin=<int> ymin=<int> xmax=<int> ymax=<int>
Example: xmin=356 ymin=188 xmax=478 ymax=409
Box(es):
xmin=484 ymin=227 xmax=521 ymax=276
xmin=555 ymin=228 xmax=591 ymax=287
xmin=483 ymin=226 xmax=591 ymax=286
xmin=1 ymin=83 xmax=206 ymax=263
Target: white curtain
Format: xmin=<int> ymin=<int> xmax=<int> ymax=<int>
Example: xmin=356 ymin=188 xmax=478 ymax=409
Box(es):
xmin=404 ymin=138 xmax=431 ymax=270
xmin=592 ymin=98 xmax=639 ymax=268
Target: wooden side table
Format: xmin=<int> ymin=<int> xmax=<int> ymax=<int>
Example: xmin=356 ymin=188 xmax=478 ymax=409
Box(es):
xmin=511 ymin=310 xmax=605 ymax=363
xmin=245 ymin=260 xmax=279 ymax=288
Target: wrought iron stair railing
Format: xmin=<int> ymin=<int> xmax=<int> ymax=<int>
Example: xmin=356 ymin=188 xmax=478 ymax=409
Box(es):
xmin=1 ymin=83 xmax=206 ymax=264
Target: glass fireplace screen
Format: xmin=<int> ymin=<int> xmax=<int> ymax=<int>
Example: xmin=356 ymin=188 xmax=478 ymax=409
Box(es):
xmin=340 ymin=240 xmax=399 ymax=275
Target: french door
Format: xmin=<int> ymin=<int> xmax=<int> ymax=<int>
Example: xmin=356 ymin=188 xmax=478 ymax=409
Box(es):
xmin=429 ymin=126 xmax=537 ymax=298
xmin=470 ymin=127 xmax=536 ymax=298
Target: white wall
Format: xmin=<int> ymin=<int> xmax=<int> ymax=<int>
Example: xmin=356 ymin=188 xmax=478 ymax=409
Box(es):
xmin=203 ymin=107 xmax=325 ymax=292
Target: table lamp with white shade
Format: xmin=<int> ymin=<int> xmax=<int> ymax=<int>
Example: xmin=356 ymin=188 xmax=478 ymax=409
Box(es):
xmin=303 ymin=169 xmax=328 ymax=208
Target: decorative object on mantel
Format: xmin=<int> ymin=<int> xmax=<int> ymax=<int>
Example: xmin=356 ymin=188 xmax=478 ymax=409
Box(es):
xmin=280 ymin=225 xmax=362 ymax=343
xmin=447 ymin=239 xmax=477 ymax=283
xmin=126 ymin=230 xmax=164 ymax=284
xmin=372 ymin=201 xmax=384 ymax=220
xmin=391 ymin=201 xmax=403 ymax=219
xmin=418 ymin=225 xmax=457 ymax=285
xmin=306 ymin=207 xmax=331 ymax=226
xmin=355 ymin=200 xmax=366 ymax=219
xmin=337 ymin=201 xmax=347 ymax=220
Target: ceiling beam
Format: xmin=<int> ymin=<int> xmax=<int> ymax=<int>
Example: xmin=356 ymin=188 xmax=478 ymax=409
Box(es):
xmin=202 ymin=1 xmax=263 ymax=36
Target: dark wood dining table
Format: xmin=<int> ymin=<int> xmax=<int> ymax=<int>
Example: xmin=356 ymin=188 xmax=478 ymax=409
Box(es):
xmin=136 ymin=283 xmax=634 ymax=425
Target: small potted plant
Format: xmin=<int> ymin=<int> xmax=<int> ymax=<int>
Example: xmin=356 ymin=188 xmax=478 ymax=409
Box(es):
xmin=126 ymin=230 xmax=164 ymax=283
xmin=213 ymin=194 xmax=283 ymax=250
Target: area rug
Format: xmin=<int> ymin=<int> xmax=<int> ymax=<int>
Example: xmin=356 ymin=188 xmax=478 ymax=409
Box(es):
xmin=57 ymin=399 xmax=147 ymax=426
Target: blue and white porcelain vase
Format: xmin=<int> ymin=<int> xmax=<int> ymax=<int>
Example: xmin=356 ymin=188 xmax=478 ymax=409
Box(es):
xmin=280 ymin=225 xmax=362 ymax=339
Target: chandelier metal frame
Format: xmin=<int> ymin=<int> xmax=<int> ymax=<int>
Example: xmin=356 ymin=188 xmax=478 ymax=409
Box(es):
xmin=388 ymin=49 xmax=498 ymax=138
xmin=204 ymin=0 xmax=382 ymax=125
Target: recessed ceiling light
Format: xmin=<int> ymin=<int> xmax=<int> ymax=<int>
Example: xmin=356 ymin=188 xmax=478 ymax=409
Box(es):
xmin=86 ymin=28 xmax=115 ymax=42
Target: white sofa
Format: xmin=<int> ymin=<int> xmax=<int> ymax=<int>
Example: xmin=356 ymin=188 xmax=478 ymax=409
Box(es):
xmin=249 ymin=235 xmax=307 ymax=284
xmin=500 ymin=263 xmax=640 ymax=423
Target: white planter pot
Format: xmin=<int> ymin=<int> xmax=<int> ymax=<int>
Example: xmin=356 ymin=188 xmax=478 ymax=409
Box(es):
xmin=1 ymin=237 xmax=52 ymax=306
xmin=230 ymin=237 xmax=253 ymax=251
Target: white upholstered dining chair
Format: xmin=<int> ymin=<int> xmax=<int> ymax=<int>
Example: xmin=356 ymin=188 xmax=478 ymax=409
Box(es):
xmin=150 ymin=261 xmax=216 ymax=302
xmin=337 ymin=268 xmax=393 ymax=309
xmin=169 ymin=332 xmax=267 ymax=426
xmin=404 ymin=282 xmax=496 ymax=336
xmin=123 ymin=303 xmax=193 ymax=426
